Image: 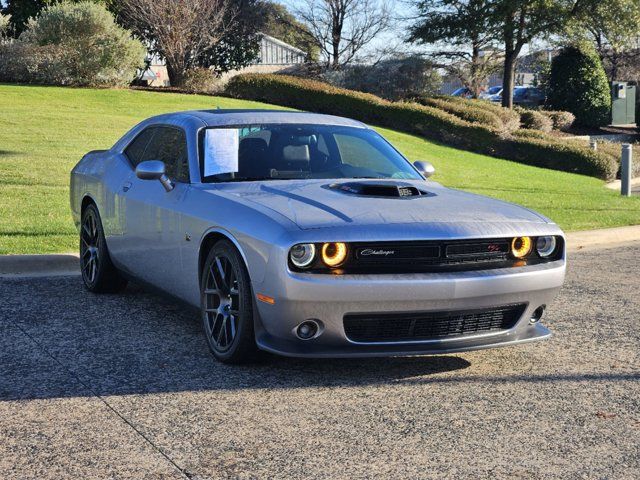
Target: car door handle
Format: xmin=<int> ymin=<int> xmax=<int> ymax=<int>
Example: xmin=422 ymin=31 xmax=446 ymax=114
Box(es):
xmin=122 ymin=182 xmax=132 ymax=192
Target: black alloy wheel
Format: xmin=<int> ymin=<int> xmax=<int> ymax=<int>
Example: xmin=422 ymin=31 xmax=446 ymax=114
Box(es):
xmin=80 ymin=204 xmax=127 ymax=293
xmin=201 ymin=240 xmax=257 ymax=363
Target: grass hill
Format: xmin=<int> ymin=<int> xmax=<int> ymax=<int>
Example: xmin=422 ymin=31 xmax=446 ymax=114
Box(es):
xmin=1 ymin=84 xmax=639 ymax=254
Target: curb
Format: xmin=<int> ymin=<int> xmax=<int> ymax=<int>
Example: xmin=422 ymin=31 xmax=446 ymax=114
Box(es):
xmin=605 ymin=177 xmax=640 ymax=191
xmin=565 ymin=225 xmax=640 ymax=252
xmin=1 ymin=225 xmax=639 ymax=277
xmin=0 ymin=253 xmax=79 ymax=278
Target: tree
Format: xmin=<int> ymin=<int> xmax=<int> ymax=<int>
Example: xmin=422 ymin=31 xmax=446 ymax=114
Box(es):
xmin=567 ymin=0 xmax=640 ymax=81
xmin=492 ymin=0 xmax=583 ymax=108
xmin=548 ymin=43 xmax=611 ymax=127
xmin=119 ymin=0 xmax=257 ymax=86
xmin=293 ymin=0 xmax=390 ymax=68
xmin=409 ymin=0 xmax=502 ymax=98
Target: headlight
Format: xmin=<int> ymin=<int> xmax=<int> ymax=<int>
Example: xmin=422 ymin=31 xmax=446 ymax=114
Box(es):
xmin=289 ymin=243 xmax=316 ymax=268
xmin=321 ymin=242 xmax=348 ymax=267
xmin=536 ymin=236 xmax=557 ymax=258
xmin=511 ymin=236 xmax=532 ymax=259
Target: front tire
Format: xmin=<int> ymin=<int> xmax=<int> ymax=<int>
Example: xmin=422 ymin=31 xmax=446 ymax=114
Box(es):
xmin=80 ymin=204 xmax=127 ymax=293
xmin=201 ymin=240 xmax=257 ymax=363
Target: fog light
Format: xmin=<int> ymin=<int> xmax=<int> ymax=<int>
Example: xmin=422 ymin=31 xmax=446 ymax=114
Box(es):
xmin=296 ymin=320 xmax=319 ymax=340
xmin=530 ymin=305 xmax=546 ymax=324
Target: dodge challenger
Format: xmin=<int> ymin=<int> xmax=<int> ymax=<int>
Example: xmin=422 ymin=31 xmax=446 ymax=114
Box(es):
xmin=70 ymin=110 xmax=566 ymax=363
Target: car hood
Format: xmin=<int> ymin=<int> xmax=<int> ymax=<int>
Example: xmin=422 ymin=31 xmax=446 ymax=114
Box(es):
xmin=207 ymin=179 xmax=550 ymax=231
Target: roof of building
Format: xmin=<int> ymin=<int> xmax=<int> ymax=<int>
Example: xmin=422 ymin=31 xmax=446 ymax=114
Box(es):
xmin=258 ymin=32 xmax=306 ymax=56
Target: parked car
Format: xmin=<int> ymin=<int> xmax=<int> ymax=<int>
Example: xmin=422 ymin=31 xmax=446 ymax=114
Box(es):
xmin=70 ymin=110 xmax=566 ymax=363
xmin=513 ymin=86 xmax=546 ymax=107
xmin=486 ymin=86 xmax=546 ymax=106
xmin=480 ymin=86 xmax=502 ymax=101
xmin=451 ymin=87 xmax=473 ymax=98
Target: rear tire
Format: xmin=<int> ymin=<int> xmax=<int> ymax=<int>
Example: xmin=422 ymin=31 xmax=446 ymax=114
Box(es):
xmin=80 ymin=204 xmax=128 ymax=293
xmin=201 ymin=240 xmax=258 ymax=364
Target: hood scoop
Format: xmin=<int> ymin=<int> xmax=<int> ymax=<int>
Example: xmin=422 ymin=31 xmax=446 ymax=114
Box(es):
xmin=327 ymin=181 xmax=429 ymax=198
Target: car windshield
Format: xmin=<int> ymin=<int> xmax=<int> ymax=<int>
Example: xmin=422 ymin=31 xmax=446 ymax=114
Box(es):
xmin=487 ymin=86 xmax=502 ymax=94
xmin=200 ymin=124 xmax=422 ymax=182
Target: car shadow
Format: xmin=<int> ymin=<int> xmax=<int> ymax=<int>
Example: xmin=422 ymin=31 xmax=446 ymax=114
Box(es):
xmin=3 ymin=276 xmax=637 ymax=402
xmin=1 ymin=276 xmax=472 ymax=401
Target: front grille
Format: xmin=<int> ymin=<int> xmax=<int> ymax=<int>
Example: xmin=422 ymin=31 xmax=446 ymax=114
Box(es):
xmin=344 ymin=239 xmax=515 ymax=273
xmin=343 ymin=304 xmax=527 ymax=343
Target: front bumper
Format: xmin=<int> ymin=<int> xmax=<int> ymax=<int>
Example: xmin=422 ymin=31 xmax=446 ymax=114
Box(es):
xmin=252 ymin=260 xmax=565 ymax=358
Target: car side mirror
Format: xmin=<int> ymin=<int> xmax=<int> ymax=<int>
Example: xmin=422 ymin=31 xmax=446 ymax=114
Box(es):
xmin=136 ymin=160 xmax=174 ymax=192
xmin=413 ymin=161 xmax=435 ymax=179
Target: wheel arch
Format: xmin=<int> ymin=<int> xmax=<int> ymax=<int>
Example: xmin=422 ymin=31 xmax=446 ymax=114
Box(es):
xmin=81 ymin=195 xmax=97 ymax=213
xmin=198 ymin=228 xmax=251 ymax=286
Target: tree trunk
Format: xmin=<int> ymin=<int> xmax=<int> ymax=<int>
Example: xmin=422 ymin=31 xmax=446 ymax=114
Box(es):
xmin=331 ymin=40 xmax=340 ymax=68
xmin=501 ymin=52 xmax=516 ymax=108
xmin=166 ymin=61 xmax=186 ymax=87
xmin=470 ymin=44 xmax=480 ymax=98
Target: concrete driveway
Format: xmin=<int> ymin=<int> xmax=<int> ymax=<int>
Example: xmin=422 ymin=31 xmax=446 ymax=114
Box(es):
xmin=1 ymin=245 xmax=638 ymax=479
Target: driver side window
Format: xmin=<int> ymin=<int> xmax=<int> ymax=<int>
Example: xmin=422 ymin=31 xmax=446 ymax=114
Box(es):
xmin=142 ymin=127 xmax=189 ymax=182
xmin=124 ymin=126 xmax=189 ymax=183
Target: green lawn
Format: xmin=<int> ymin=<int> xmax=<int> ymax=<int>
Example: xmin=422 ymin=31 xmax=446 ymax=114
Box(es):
xmin=1 ymin=84 xmax=639 ymax=254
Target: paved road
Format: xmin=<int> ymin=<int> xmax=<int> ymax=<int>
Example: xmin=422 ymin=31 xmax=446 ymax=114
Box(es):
xmin=1 ymin=245 xmax=638 ymax=479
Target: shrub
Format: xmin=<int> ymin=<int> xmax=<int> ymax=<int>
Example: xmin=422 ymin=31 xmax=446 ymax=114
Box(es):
xmin=416 ymin=97 xmax=505 ymax=131
xmin=325 ymin=56 xmax=441 ymax=101
xmin=433 ymin=96 xmax=522 ymax=132
xmin=181 ymin=68 xmax=222 ymax=94
xmin=6 ymin=1 xmax=146 ymax=87
xmin=517 ymin=108 xmax=553 ymax=132
xmin=225 ymin=73 xmax=617 ymax=180
xmin=0 ymin=42 xmax=68 ymax=84
xmin=498 ymin=136 xmax=618 ymax=180
xmin=542 ymin=110 xmax=575 ymax=131
xmin=548 ymin=44 xmax=611 ymax=127
xmin=595 ymin=141 xmax=640 ymax=179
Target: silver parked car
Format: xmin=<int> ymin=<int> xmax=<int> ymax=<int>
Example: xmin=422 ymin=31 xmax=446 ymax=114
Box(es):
xmin=70 ymin=110 xmax=566 ymax=363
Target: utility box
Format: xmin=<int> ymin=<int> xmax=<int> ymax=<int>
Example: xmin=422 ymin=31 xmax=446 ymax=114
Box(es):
xmin=611 ymin=81 xmax=636 ymax=126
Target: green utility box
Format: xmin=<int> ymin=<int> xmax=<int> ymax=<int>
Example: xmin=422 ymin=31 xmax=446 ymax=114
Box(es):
xmin=611 ymin=82 xmax=636 ymax=126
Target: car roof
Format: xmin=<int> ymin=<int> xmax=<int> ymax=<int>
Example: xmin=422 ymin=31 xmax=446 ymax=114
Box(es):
xmin=155 ymin=109 xmax=368 ymax=129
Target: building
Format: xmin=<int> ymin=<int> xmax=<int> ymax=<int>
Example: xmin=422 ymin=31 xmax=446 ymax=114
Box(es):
xmin=140 ymin=33 xmax=307 ymax=87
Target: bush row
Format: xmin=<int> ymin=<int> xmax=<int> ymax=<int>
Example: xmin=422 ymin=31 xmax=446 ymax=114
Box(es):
xmin=415 ymin=96 xmax=507 ymax=131
xmin=225 ymin=74 xmax=618 ymax=180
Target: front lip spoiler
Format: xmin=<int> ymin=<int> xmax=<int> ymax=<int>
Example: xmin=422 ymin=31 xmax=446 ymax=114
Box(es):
xmin=255 ymin=323 xmax=551 ymax=359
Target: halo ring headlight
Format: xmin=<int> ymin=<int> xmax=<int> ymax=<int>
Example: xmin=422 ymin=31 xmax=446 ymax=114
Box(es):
xmin=536 ymin=236 xmax=557 ymax=258
xmin=321 ymin=242 xmax=348 ymax=267
xmin=511 ymin=236 xmax=533 ymax=259
xmin=290 ymin=243 xmax=316 ymax=268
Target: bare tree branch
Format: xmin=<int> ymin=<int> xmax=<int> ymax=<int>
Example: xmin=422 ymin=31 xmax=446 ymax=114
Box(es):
xmin=293 ymin=0 xmax=390 ymax=68
xmin=120 ymin=0 xmax=237 ymax=85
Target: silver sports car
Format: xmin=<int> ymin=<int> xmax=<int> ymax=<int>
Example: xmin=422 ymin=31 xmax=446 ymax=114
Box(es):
xmin=70 ymin=110 xmax=566 ymax=363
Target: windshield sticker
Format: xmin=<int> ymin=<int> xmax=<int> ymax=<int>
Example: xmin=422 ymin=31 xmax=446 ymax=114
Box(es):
xmin=204 ymin=129 xmax=239 ymax=176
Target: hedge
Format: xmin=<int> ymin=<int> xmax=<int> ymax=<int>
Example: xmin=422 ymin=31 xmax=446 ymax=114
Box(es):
xmin=517 ymin=108 xmax=553 ymax=133
xmin=414 ymin=96 xmax=506 ymax=131
xmin=225 ymin=74 xmax=618 ymax=180
xmin=429 ymin=95 xmax=521 ymax=132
